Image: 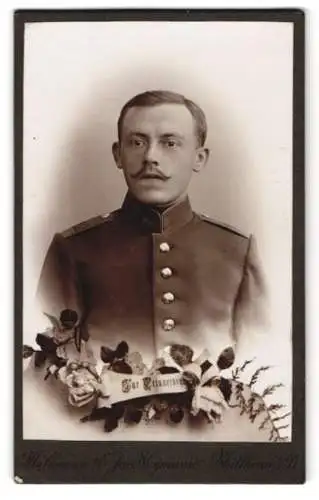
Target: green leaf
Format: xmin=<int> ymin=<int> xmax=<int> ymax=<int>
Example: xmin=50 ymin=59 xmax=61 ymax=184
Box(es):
xmin=36 ymin=333 xmax=56 ymax=353
xmin=43 ymin=312 xmax=60 ymax=330
xmin=218 ymin=378 xmax=232 ymax=403
xmin=34 ymin=350 xmax=47 ymax=367
xmin=22 ymin=345 xmax=34 ymax=359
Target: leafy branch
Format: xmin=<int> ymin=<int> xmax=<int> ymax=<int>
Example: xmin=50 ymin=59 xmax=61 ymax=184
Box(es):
xmin=261 ymin=383 xmax=284 ymax=398
xmin=271 ymin=412 xmax=291 ymax=423
xmin=230 ymin=360 xmax=291 ymax=442
xmin=231 ymin=358 xmax=255 ymax=381
xmin=248 ymin=366 xmax=271 ymax=388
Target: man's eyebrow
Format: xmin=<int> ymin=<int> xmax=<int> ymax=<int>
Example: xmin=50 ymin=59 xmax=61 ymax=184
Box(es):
xmin=160 ymin=133 xmax=184 ymax=140
xmin=127 ymin=132 xmax=149 ymax=138
xmin=126 ymin=131 xmax=185 ymax=140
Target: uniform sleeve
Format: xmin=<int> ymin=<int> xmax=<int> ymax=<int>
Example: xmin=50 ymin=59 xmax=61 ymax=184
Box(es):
xmin=36 ymin=233 xmax=82 ymax=319
xmin=233 ymin=234 xmax=270 ymax=341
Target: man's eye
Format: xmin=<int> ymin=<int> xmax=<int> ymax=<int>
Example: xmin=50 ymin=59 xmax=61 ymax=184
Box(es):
xmin=163 ymin=139 xmax=178 ymax=149
xmin=130 ymin=138 xmax=145 ymax=148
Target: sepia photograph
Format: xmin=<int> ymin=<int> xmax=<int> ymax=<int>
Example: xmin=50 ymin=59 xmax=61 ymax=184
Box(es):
xmin=15 ymin=9 xmax=305 ymax=484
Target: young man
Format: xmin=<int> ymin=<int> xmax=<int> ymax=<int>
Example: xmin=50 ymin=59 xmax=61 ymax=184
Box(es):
xmin=37 ymin=90 xmax=267 ymax=365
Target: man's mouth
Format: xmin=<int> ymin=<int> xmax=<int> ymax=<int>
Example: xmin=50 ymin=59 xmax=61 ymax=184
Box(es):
xmin=139 ymin=173 xmax=166 ymax=180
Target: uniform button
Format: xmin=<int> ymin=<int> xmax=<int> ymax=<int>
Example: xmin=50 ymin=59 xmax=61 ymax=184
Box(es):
xmin=162 ymin=292 xmax=175 ymax=304
xmin=159 ymin=242 xmax=171 ymax=253
xmin=163 ymin=318 xmax=175 ymax=331
xmin=160 ymin=267 xmax=173 ymax=278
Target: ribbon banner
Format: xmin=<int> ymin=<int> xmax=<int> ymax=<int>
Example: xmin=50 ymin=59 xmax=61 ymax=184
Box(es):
xmin=98 ymin=371 xmax=188 ymax=406
xmin=96 ymin=346 xmax=226 ymax=420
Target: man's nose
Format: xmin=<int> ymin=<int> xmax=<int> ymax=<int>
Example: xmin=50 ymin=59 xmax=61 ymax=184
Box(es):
xmin=143 ymin=142 xmax=159 ymax=165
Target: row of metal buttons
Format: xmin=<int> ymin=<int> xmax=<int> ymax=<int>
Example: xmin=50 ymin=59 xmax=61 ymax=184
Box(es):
xmin=159 ymin=241 xmax=175 ymax=331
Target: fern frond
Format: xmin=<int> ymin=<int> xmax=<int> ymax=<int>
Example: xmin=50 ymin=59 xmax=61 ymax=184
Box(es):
xmin=276 ymin=424 xmax=289 ymax=431
xmin=248 ymin=366 xmax=271 ymax=388
xmin=271 ymin=412 xmax=291 ymax=423
xmin=249 ymin=402 xmax=265 ymax=423
xmin=275 ymin=436 xmax=289 ymax=442
xmin=239 ymin=358 xmax=255 ymax=373
xmin=259 ymin=414 xmax=271 ymax=430
xmin=261 ymin=383 xmax=284 ymax=398
xmin=267 ymin=403 xmax=286 ymax=413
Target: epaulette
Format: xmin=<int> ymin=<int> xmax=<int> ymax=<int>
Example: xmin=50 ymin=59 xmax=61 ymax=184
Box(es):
xmin=61 ymin=213 xmax=115 ymax=238
xmin=199 ymin=213 xmax=248 ymax=239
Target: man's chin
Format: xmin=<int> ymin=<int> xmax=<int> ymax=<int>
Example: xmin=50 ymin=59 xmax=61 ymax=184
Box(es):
xmin=130 ymin=188 xmax=176 ymax=207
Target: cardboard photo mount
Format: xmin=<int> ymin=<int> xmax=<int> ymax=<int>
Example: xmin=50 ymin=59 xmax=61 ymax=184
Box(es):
xmin=14 ymin=8 xmax=305 ymax=484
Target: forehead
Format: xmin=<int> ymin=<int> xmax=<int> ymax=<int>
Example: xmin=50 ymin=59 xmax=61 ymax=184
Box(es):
xmin=121 ymin=103 xmax=196 ymax=137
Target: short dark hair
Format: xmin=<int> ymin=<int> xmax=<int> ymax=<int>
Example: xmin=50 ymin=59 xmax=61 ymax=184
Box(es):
xmin=117 ymin=90 xmax=207 ymax=147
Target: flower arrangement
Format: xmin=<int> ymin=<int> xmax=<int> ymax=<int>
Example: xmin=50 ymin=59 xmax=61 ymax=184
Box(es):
xmin=23 ymin=310 xmax=291 ymax=441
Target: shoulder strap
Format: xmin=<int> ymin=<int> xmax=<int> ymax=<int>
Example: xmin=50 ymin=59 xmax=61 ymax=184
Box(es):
xmin=61 ymin=214 xmax=113 ymax=238
xmin=199 ymin=213 xmax=248 ymax=239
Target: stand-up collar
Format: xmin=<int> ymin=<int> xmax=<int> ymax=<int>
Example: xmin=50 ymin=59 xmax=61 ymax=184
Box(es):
xmin=120 ymin=192 xmax=194 ymax=233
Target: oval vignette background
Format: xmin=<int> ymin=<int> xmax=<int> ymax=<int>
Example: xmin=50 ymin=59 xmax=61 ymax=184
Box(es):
xmin=22 ymin=21 xmax=293 ymax=437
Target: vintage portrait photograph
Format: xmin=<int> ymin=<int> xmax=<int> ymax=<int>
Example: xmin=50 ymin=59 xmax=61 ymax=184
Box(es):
xmin=15 ymin=9 xmax=305 ymax=484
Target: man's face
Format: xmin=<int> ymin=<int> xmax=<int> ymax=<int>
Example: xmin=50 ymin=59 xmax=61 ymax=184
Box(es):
xmin=113 ymin=104 xmax=208 ymax=206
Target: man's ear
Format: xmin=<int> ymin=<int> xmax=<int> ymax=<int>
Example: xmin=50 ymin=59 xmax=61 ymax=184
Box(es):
xmin=193 ymin=147 xmax=209 ymax=173
xmin=112 ymin=142 xmax=122 ymax=170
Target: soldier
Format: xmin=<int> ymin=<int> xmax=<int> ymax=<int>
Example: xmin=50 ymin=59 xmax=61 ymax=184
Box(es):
xmin=36 ymin=90 xmax=268 ymax=366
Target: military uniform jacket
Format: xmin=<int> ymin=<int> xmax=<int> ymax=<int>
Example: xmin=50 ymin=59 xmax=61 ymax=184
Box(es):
xmin=37 ymin=194 xmax=267 ymax=364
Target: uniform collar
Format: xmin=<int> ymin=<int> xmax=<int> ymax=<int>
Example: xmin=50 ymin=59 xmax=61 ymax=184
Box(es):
xmin=121 ymin=192 xmax=194 ymax=233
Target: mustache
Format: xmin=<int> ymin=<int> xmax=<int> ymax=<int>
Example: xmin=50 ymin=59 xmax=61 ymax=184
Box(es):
xmin=130 ymin=164 xmax=171 ymax=181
